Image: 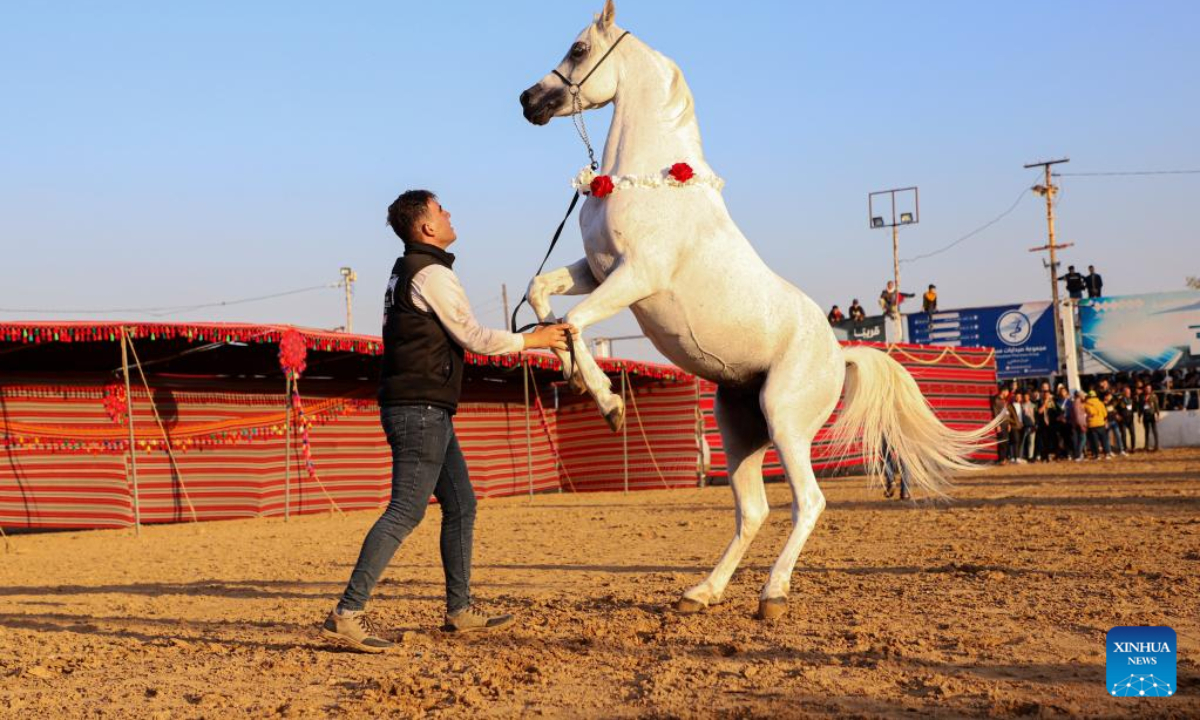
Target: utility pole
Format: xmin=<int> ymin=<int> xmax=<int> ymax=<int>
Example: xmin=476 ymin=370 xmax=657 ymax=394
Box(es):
xmin=1024 ymin=158 xmax=1071 ymax=380
xmin=501 ymin=283 xmax=510 ymax=330
xmin=339 ymin=267 xmax=357 ymax=333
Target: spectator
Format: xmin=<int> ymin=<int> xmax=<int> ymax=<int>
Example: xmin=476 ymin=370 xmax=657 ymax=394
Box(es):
xmin=1139 ymin=386 xmax=1161 ymax=452
xmin=1070 ymin=390 xmax=1089 ymax=461
xmin=1083 ymin=390 xmax=1112 ymax=459
xmin=991 ymin=387 xmax=1011 ymax=465
xmin=1035 ymin=389 xmax=1058 ymax=462
xmin=1019 ymin=391 xmax=1036 ymax=460
xmin=1118 ymin=386 xmax=1137 ymax=452
xmin=922 ymin=284 xmax=938 ymax=314
xmin=848 ymin=299 xmax=866 ymax=322
xmin=1055 ymin=385 xmax=1072 ymax=460
xmin=1007 ymin=391 xmax=1025 ymax=463
xmin=1086 ymin=265 xmax=1104 ymax=298
xmin=1102 ymin=390 xmax=1127 ymax=456
xmin=878 ymin=281 xmax=914 ymax=316
xmin=827 ymin=305 xmax=844 ymax=324
xmin=1059 ymin=265 xmax=1086 ymax=300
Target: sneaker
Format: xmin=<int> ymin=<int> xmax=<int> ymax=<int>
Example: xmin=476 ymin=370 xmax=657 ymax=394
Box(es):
xmin=321 ymin=607 xmax=393 ymax=653
xmin=444 ymin=604 xmax=515 ymax=633
xmin=1105 ymin=453 xmax=1114 ymax=460
xmin=1120 ymin=451 xmax=1128 ymax=457
xmin=1015 ymin=458 xmax=1027 ymax=465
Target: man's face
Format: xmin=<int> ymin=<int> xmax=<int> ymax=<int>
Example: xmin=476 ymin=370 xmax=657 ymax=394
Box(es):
xmin=420 ymin=198 xmax=457 ymax=247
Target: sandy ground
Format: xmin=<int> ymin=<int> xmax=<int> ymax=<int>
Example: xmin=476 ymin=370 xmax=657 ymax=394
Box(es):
xmin=1 ymin=449 xmax=1198 ymax=718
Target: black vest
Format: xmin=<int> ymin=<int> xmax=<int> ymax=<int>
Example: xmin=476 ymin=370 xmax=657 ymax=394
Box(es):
xmin=378 ymin=243 xmax=466 ymax=413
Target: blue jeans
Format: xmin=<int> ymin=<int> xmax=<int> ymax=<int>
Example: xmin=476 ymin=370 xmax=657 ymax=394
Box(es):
xmin=339 ymin=405 xmax=477 ymax=614
xmin=1107 ymin=420 xmax=1124 ymax=453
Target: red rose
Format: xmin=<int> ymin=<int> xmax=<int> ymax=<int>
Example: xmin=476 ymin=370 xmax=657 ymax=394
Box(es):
xmin=590 ymin=175 xmax=614 ymax=198
xmin=669 ymin=162 xmax=694 ymax=183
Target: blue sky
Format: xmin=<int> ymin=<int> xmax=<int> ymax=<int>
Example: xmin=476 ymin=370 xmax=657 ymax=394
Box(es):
xmin=2 ymin=1 xmax=1197 ymax=362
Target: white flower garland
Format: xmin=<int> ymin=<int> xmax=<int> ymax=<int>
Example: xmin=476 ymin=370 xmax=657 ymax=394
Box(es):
xmin=571 ymin=165 xmax=726 ymax=196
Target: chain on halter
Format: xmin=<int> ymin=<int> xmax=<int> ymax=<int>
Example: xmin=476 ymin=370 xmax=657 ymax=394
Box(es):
xmin=552 ymin=30 xmax=631 ymax=171
xmin=568 ymin=88 xmax=598 ymax=171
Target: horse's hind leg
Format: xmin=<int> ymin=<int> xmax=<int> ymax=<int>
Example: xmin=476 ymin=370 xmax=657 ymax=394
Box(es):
xmin=677 ymin=386 xmax=770 ymax=612
xmin=754 ymin=356 xmax=840 ymax=620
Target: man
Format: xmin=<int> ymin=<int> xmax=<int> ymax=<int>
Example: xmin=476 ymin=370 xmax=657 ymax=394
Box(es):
xmin=1085 ymin=265 xmax=1104 ymax=299
xmin=878 ymin=281 xmax=913 ymax=316
xmin=1118 ymin=386 xmax=1137 ymax=452
xmin=881 ymin=438 xmax=910 ymax=501
xmin=827 ymin=305 xmax=844 ymax=324
xmin=1139 ymin=386 xmax=1161 ymax=452
xmin=990 ymin=386 xmax=1011 ymax=465
xmin=322 ymin=190 xmax=574 ymax=653
xmin=1059 ymin=265 xmax=1086 ymax=301
xmin=1070 ymin=390 xmax=1089 ymax=461
xmin=922 ymin=284 xmax=938 ymax=314
xmin=848 ymin=299 xmax=866 ymax=322
xmin=1083 ymin=390 xmax=1112 ymax=459
xmin=1102 ymin=390 xmax=1126 ymax=456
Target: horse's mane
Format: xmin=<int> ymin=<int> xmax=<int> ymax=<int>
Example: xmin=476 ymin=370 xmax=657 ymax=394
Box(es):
xmin=662 ymin=57 xmax=696 ymax=131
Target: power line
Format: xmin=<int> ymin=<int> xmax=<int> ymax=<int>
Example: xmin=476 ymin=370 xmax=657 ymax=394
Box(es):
xmin=900 ymin=180 xmax=1035 ymax=264
xmin=0 ymin=283 xmax=339 ymax=317
xmin=1053 ymin=169 xmax=1200 ymax=177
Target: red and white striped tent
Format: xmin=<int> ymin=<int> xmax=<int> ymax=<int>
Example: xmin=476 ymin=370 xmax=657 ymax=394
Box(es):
xmin=700 ymin=342 xmax=999 ymax=480
xmin=0 ymin=321 xmax=701 ymax=530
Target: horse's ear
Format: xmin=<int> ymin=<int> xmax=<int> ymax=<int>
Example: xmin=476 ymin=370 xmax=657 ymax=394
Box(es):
xmin=599 ymin=0 xmax=616 ymax=29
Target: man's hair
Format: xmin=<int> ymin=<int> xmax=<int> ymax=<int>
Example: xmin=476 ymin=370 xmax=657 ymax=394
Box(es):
xmin=386 ymin=189 xmax=437 ymax=243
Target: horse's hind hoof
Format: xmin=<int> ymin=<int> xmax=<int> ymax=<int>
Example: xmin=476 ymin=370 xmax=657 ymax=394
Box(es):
xmin=604 ymin=399 xmax=626 ymax=433
xmin=756 ymin=597 xmax=787 ymax=621
xmin=674 ymin=597 xmax=707 ymax=614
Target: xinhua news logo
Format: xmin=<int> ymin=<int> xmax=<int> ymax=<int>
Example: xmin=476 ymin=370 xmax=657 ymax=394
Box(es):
xmin=1106 ymin=626 xmax=1176 ymax=697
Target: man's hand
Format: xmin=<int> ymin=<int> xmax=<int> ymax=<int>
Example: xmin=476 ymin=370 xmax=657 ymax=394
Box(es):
xmin=523 ymin=323 xmax=577 ymax=351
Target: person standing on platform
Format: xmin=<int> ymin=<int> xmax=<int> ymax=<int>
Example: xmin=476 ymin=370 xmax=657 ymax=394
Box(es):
xmin=1059 ymin=265 xmax=1086 ymax=301
xmin=922 ymin=284 xmax=938 ymax=314
xmin=1086 ymin=265 xmax=1104 ymax=299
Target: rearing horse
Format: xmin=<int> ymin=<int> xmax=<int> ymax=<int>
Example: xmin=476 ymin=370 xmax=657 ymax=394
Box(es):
xmin=519 ymin=1 xmax=990 ymax=620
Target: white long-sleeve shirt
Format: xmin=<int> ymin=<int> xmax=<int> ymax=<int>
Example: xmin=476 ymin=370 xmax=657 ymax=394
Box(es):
xmin=410 ymin=265 xmax=524 ymax=355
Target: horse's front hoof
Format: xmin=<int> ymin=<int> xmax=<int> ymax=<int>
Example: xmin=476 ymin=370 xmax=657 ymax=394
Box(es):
xmin=674 ymin=597 xmax=707 ymax=614
xmin=604 ymin=398 xmax=626 ymax=432
xmin=756 ymin=597 xmax=787 ymax=621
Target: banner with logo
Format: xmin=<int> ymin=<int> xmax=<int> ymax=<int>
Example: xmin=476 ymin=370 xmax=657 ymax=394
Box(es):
xmin=830 ymin=315 xmax=887 ymax=343
xmin=1078 ymin=291 xmax=1200 ymax=372
xmin=907 ymin=302 xmax=1058 ymax=379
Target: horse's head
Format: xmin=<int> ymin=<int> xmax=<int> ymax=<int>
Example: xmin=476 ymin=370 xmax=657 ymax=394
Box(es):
xmin=519 ymin=0 xmax=625 ymax=126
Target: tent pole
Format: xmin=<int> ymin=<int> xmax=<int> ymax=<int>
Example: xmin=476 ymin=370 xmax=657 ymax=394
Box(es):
xmin=284 ymin=373 xmax=292 ymax=521
xmin=622 ymin=369 xmax=629 ymax=495
xmin=525 ymin=359 xmax=533 ymax=502
xmin=120 ymin=328 xmax=141 ymax=536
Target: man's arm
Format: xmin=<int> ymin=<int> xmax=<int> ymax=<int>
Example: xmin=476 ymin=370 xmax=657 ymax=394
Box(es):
xmin=414 ymin=266 xmax=570 ymax=354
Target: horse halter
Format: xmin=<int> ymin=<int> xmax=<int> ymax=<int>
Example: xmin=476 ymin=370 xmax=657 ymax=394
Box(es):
xmin=551 ymin=30 xmax=631 ymax=171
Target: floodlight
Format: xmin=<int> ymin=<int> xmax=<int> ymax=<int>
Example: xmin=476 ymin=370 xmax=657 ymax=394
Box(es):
xmin=871 ymin=217 xmax=885 ymax=228
xmin=900 ymin=212 xmax=914 ymax=224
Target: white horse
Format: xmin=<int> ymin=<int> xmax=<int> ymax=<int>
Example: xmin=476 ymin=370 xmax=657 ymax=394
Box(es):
xmin=519 ymin=1 xmax=991 ymax=619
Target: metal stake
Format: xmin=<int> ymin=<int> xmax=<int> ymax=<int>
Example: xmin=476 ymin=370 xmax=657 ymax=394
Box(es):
xmin=120 ymin=328 xmax=141 ymax=536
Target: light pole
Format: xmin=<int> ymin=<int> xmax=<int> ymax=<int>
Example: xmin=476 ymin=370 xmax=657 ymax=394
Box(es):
xmin=339 ymin=267 xmax=357 ymax=333
xmin=1024 ymin=157 xmax=1071 ymax=382
xmin=868 ymin=187 xmax=919 ymax=342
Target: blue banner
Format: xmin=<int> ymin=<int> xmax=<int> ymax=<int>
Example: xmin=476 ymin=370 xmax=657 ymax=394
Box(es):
xmin=907 ymin=301 xmax=1058 ymax=379
xmin=1079 ymin=291 xmax=1200 ymax=372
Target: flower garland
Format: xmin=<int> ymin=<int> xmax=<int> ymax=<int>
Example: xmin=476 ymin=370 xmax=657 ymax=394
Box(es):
xmin=572 ymin=162 xmax=725 ymax=198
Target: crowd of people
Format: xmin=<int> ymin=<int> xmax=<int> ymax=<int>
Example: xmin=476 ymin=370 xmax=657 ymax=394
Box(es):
xmin=989 ymin=369 xmax=1199 ymax=464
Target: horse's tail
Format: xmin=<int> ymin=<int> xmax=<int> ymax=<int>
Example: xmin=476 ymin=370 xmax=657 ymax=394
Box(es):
xmin=831 ymin=346 xmax=997 ymax=497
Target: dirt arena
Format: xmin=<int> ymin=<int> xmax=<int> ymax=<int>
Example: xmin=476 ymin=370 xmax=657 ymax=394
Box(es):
xmin=2 ymin=448 xmax=1197 ymax=718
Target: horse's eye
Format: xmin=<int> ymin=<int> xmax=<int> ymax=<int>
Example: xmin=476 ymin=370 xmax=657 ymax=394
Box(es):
xmin=570 ymin=42 xmax=589 ymax=59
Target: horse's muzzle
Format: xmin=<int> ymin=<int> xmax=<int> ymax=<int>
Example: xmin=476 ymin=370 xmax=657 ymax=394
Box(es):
xmin=519 ymin=84 xmax=565 ymax=126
